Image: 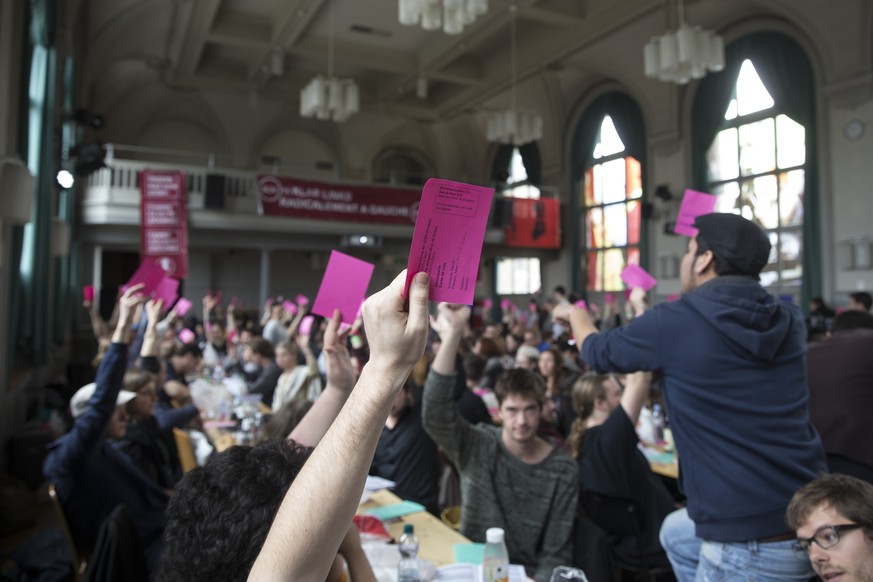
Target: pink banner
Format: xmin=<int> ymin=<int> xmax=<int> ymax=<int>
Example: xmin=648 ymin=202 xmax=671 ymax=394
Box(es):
xmin=140 ymin=171 xmax=188 ymax=278
xmin=257 ymin=175 xmax=421 ymax=225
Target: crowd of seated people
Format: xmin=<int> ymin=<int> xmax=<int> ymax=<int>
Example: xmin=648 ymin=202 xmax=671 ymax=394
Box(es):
xmin=43 ymin=220 xmax=873 ymax=581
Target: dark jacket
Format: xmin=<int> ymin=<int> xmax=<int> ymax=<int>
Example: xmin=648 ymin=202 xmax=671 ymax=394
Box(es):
xmin=115 ymin=416 xmax=183 ymax=489
xmin=43 ymin=343 xmax=168 ymax=552
xmin=582 ymin=276 xmax=826 ymax=542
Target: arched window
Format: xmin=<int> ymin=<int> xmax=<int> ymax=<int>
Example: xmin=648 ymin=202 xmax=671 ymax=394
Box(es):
xmin=705 ymin=59 xmax=805 ymax=290
xmin=570 ymin=92 xmax=647 ymax=295
xmin=582 ymin=116 xmax=643 ymax=291
xmin=372 ymin=148 xmax=433 ymax=186
xmin=495 ymin=145 xmax=542 ymax=295
xmin=692 ymin=32 xmax=818 ymax=303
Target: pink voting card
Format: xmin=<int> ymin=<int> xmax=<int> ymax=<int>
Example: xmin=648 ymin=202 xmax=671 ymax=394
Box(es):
xmin=125 ymin=260 xmax=167 ymax=296
xmin=295 ymin=294 xmax=309 ymax=306
xmin=83 ymin=285 xmax=95 ymax=302
xmin=153 ymin=276 xmax=180 ymax=307
xmin=311 ymin=250 xmax=375 ymax=325
xmin=621 ymin=264 xmax=658 ymax=291
xmin=482 ymin=298 xmax=493 ymax=309
xmin=178 ymin=328 xmax=195 ymax=344
xmin=298 ymin=315 xmax=315 ymax=336
xmin=174 ymin=297 xmax=192 ymax=316
xmin=404 ymin=179 xmax=494 ymax=304
xmin=674 ymin=189 xmax=717 ymax=237
xmin=282 ymin=301 xmax=298 ymax=316
xmin=500 ymin=298 xmax=512 ymax=310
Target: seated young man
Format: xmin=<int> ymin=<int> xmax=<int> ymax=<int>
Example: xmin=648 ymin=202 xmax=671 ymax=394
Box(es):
xmin=43 ymin=285 xmax=168 ymax=572
xmin=786 ymin=473 xmax=873 ymax=582
xmin=161 ymin=271 xmax=432 ymax=582
xmin=422 ymin=303 xmax=577 ymax=582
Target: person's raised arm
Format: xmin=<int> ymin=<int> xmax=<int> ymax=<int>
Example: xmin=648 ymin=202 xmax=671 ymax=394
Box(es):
xmin=287 ymin=309 xmax=354 ymax=447
xmin=202 ymin=294 xmax=219 ymax=344
xmin=248 ymin=271 xmax=429 ymax=582
xmin=430 ymin=303 xmax=469 ymax=375
xmin=140 ymin=299 xmax=164 ymax=358
xmin=617 ymin=288 xmax=651 ymax=423
xmin=553 ymin=302 xmax=598 ymax=347
xmin=285 ymin=302 xmax=308 ymax=338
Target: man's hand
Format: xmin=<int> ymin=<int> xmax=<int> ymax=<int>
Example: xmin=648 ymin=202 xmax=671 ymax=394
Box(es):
xmin=322 ymin=310 xmax=356 ymax=392
xmin=112 ymin=284 xmax=146 ymax=343
xmin=430 ymin=303 xmax=470 ymax=340
xmin=629 ymin=287 xmax=648 ymax=317
xmin=362 ymin=270 xmax=429 ymax=377
xmin=145 ymin=298 xmax=164 ymax=326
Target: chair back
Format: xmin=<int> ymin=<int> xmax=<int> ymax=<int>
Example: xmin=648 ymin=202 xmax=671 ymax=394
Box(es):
xmin=580 ymin=491 xmax=645 ymax=537
xmin=440 ymin=505 xmax=461 ymax=531
xmin=47 ymin=483 xmax=87 ymax=580
xmin=173 ymin=428 xmax=198 ymax=473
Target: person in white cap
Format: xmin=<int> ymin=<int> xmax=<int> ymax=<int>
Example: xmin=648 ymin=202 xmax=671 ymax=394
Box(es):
xmin=43 ymin=284 xmax=169 ymax=573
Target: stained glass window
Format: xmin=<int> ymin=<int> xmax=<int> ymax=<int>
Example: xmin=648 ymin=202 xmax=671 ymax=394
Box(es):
xmin=582 ymin=116 xmax=642 ymax=291
xmin=706 ymin=60 xmax=805 ymax=291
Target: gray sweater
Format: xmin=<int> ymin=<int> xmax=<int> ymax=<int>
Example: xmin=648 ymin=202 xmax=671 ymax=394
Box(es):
xmin=422 ymin=370 xmax=577 ymax=582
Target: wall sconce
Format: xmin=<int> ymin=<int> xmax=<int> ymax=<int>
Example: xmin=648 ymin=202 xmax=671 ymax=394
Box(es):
xmin=659 ymin=254 xmax=680 ymax=279
xmin=839 ymin=237 xmax=872 ymax=271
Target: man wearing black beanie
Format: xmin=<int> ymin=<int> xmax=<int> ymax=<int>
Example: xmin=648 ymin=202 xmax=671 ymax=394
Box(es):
xmin=557 ymin=213 xmax=826 ymax=582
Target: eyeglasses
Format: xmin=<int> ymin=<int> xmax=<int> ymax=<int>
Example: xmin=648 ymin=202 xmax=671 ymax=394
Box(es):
xmin=792 ymin=523 xmax=864 ymax=558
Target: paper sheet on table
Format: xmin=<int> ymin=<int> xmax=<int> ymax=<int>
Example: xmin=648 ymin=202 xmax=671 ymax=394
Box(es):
xmin=124 ymin=260 xmax=167 ymax=296
xmin=365 ymin=475 xmax=397 ymax=491
xmin=311 ymin=250 xmax=374 ymax=324
xmin=365 ymin=501 xmax=425 ymax=521
xmin=674 ymin=189 xmax=717 ymax=237
xmin=404 ymin=179 xmax=494 ymax=304
xmin=453 ymin=543 xmax=485 ymax=564
xmin=620 ymin=264 xmax=657 ymax=291
xmin=435 ymin=563 xmax=529 ymax=581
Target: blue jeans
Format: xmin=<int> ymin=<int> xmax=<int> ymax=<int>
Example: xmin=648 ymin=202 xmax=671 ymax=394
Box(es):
xmin=659 ymin=508 xmax=813 ymax=582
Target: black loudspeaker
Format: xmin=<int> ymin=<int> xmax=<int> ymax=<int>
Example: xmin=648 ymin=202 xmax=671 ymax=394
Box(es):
xmin=205 ymin=174 xmax=226 ymax=209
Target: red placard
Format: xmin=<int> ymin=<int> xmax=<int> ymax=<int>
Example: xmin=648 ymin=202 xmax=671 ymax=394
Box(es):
xmin=256 ymin=175 xmax=421 ymax=225
xmin=504 ymin=197 xmax=561 ymax=249
xmin=140 ymin=171 xmax=188 ymax=278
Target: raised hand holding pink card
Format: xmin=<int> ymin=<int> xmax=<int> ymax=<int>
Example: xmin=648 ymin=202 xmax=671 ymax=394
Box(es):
xmin=83 ymin=285 xmax=95 ymax=302
xmin=174 ymin=298 xmax=192 ymax=316
xmin=125 ymin=260 xmax=167 ymax=296
xmin=298 ymin=315 xmax=315 ymax=336
xmin=295 ymin=294 xmax=309 ymax=306
xmin=620 ymin=264 xmax=658 ymax=291
xmin=310 ymin=250 xmax=374 ymax=325
xmin=404 ymin=178 xmax=494 ymax=304
xmin=674 ymin=189 xmax=717 ymax=237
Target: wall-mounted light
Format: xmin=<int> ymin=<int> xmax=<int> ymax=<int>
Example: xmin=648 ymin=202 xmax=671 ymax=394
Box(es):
xmin=839 ymin=237 xmax=872 ymax=271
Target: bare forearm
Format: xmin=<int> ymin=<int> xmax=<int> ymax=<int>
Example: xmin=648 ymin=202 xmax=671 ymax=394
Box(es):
xmin=569 ymin=309 xmax=598 ymax=346
xmin=250 ymin=363 xmax=404 ymax=581
xmin=620 ymin=372 xmax=651 ymax=425
xmin=287 ymin=387 xmax=346 ymax=447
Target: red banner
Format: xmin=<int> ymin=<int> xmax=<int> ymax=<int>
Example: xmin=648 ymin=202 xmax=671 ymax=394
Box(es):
xmin=256 ymin=175 xmax=421 ymax=225
xmin=140 ymin=170 xmax=188 ymax=278
xmin=504 ymin=197 xmax=561 ymax=249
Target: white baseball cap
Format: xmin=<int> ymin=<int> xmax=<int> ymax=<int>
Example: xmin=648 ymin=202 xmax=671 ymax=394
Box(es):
xmin=70 ymin=383 xmax=137 ymax=419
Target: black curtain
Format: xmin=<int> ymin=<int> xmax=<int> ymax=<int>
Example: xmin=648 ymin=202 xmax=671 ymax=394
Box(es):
xmin=691 ymin=31 xmax=820 ymax=304
xmin=490 ymin=142 xmax=542 ymax=187
xmin=570 ymin=91 xmax=648 ymax=288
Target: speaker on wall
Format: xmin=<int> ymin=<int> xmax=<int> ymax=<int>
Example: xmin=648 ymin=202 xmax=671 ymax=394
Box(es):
xmin=205 ymin=174 xmax=226 ymax=209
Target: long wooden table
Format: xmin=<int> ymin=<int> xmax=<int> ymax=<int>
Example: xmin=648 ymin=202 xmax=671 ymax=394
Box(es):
xmin=357 ymin=489 xmax=471 ymax=567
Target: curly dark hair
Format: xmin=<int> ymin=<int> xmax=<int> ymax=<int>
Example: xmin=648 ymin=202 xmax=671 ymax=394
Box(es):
xmin=158 ymin=440 xmax=312 ymax=581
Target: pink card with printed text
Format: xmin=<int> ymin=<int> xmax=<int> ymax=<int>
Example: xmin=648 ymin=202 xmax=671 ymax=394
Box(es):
xmin=621 ymin=264 xmax=658 ymax=291
xmin=311 ymin=250 xmax=374 ymax=325
xmin=404 ymin=179 xmax=494 ymax=304
xmin=674 ymin=189 xmax=717 ymax=237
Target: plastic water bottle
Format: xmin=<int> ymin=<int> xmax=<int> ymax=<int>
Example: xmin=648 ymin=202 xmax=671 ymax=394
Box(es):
xmin=652 ymin=404 xmax=665 ymax=444
xmin=398 ymin=524 xmax=421 ymax=581
xmin=483 ymin=527 xmax=509 ymax=582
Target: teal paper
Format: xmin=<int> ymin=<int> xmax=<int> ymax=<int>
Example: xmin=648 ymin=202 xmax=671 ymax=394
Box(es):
xmin=365 ymin=501 xmax=425 ymax=521
xmin=453 ymin=543 xmax=485 ymax=565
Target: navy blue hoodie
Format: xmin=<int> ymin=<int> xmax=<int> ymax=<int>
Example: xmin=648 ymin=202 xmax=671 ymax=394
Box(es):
xmin=582 ymin=276 xmax=826 ymax=541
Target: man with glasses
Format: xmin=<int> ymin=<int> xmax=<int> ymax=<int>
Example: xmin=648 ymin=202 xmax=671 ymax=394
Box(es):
xmin=787 ymin=473 xmax=873 ymax=581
